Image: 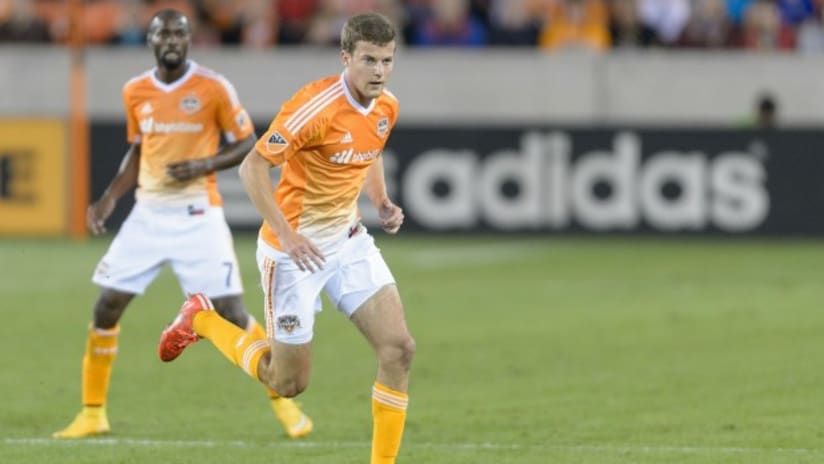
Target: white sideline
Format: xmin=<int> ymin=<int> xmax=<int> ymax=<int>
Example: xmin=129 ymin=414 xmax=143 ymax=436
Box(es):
xmin=3 ymin=438 xmax=821 ymax=456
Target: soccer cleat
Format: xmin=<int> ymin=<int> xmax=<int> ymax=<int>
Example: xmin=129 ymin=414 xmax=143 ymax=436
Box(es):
xmin=158 ymin=293 xmax=213 ymax=362
xmin=52 ymin=406 xmax=110 ymax=439
xmin=271 ymin=397 xmax=314 ymax=439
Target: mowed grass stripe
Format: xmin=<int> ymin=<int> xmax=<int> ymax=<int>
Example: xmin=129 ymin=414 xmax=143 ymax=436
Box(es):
xmin=4 ymin=437 xmax=823 ymax=456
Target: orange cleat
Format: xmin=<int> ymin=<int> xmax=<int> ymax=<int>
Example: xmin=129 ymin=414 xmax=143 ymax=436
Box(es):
xmin=158 ymin=293 xmax=213 ymax=362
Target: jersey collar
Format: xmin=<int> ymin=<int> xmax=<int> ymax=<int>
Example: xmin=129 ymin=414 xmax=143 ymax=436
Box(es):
xmin=150 ymin=60 xmax=198 ymax=93
xmin=340 ymin=72 xmax=376 ymax=116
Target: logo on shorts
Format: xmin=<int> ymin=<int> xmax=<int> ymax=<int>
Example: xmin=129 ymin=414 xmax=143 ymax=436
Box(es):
xmin=277 ymin=315 xmax=301 ymax=333
xmin=266 ymin=131 xmax=288 ymax=154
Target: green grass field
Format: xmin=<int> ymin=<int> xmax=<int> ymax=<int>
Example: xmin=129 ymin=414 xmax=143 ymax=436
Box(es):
xmin=1 ymin=234 xmax=823 ymax=463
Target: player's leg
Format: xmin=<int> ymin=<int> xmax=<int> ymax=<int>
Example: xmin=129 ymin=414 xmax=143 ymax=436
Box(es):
xmin=53 ymin=289 xmax=134 ymax=438
xmin=350 ymin=286 xmax=415 ymax=464
xmin=329 ymin=231 xmax=415 ymax=464
xmin=159 ymin=292 xmax=317 ymax=393
xmin=211 ymin=294 xmax=314 ymax=438
xmin=55 ymin=204 xmax=165 ymax=438
xmin=163 ymin=207 xmax=315 ymax=437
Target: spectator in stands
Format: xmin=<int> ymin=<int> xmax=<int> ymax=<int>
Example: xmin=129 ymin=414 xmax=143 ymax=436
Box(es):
xmin=306 ymin=0 xmax=403 ymax=46
xmin=112 ymin=0 xmax=146 ymax=46
xmin=409 ymin=0 xmax=488 ymax=47
xmin=638 ymin=0 xmax=691 ymax=46
xmin=486 ymin=0 xmax=542 ymax=46
xmin=726 ymin=0 xmax=754 ymax=24
xmin=736 ymin=0 xmax=796 ymax=50
xmin=796 ymin=2 xmax=824 ymax=52
xmin=275 ymin=0 xmax=320 ymax=44
xmin=537 ymin=0 xmax=610 ymax=52
xmin=608 ymin=0 xmax=656 ymax=49
xmin=680 ymin=0 xmax=734 ymax=48
xmin=238 ymin=0 xmax=276 ymax=48
xmin=0 ymin=0 xmax=50 ymax=42
xmin=778 ymin=0 xmax=816 ymax=26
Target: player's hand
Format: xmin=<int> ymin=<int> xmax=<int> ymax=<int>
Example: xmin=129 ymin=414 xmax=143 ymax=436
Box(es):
xmin=166 ymin=159 xmax=213 ymax=182
xmin=280 ymin=229 xmax=325 ymax=272
xmin=378 ymin=198 xmax=404 ymax=234
xmin=87 ymin=196 xmax=116 ymax=235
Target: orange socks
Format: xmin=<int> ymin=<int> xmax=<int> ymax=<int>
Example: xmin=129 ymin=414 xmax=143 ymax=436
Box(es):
xmin=371 ymin=382 xmax=409 ymax=464
xmin=245 ymin=317 xmax=284 ymax=400
xmin=193 ymin=310 xmax=269 ymax=380
xmin=82 ymin=325 xmax=120 ymax=406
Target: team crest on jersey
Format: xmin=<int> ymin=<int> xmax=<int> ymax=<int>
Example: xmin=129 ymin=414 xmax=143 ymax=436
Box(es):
xmin=276 ymin=315 xmax=301 ymax=333
xmin=266 ymin=131 xmax=288 ymax=154
xmin=377 ymin=117 xmax=389 ymax=137
xmin=179 ymin=94 xmax=201 ymax=114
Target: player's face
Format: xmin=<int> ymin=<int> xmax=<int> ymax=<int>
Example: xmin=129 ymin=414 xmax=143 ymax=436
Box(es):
xmin=343 ymin=40 xmax=396 ymax=103
xmin=147 ymin=16 xmax=190 ymax=70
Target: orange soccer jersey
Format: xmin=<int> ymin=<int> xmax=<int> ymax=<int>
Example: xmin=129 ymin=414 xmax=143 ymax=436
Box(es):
xmin=123 ymin=61 xmax=254 ymax=205
xmin=254 ymin=73 xmax=399 ymax=252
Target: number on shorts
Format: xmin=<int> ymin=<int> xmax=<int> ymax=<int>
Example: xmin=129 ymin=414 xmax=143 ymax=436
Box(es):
xmin=223 ymin=261 xmax=233 ymax=287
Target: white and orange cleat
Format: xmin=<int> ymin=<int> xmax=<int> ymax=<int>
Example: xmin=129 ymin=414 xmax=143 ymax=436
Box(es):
xmin=158 ymin=293 xmax=213 ymax=362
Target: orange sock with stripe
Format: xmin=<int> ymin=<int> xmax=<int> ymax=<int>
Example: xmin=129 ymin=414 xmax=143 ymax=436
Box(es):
xmin=371 ymin=382 xmax=409 ymax=464
xmin=193 ymin=310 xmax=269 ymax=380
xmin=245 ymin=317 xmax=283 ymax=399
xmin=82 ymin=324 xmax=120 ymax=407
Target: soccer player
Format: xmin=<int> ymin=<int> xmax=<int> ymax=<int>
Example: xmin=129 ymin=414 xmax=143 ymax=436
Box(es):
xmin=158 ymin=12 xmax=415 ymax=464
xmin=53 ymin=9 xmax=312 ymax=440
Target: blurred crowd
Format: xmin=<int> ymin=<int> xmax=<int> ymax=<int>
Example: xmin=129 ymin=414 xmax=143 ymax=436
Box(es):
xmin=2 ymin=0 xmax=824 ymax=52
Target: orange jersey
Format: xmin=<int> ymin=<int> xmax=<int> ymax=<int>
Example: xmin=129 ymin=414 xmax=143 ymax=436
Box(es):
xmin=254 ymin=73 xmax=399 ymax=251
xmin=123 ymin=61 xmax=254 ymax=205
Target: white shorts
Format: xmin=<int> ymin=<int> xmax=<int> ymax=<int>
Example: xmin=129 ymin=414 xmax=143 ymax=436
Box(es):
xmin=256 ymin=225 xmax=395 ymax=344
xmin=92 ymin=198 xmax=243 ymax=298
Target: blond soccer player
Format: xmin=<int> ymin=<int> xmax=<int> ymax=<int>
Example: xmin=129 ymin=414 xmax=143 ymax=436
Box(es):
xmin=53 ymin=9 xmax=312 ymax=440
xmin=159 ymin=12 xmax=415 ymax=464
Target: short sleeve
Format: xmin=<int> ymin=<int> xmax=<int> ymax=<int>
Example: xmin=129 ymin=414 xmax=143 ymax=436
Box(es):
xmin=214 ymin=74 xmax=255 ymax=143
xmin=123 ymin=85 xmax=139 ymax=143
xmin=254 ymin=91 xmax=329 ymax=166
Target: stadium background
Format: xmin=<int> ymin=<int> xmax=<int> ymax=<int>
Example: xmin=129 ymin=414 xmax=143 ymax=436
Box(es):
xmin=3 ymin=1 xmax=824 ymax=464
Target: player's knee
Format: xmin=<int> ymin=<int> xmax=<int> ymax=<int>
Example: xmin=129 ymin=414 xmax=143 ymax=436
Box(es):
xmin=378 ymin=335 xmax=416 ymax=372
xmin=258 ymin=365 xmax=309 ymax=398
xmin=212 ymin=296 xmax=248 ymax=329
xmin=93 ymin=290 xmax=133 ymax=327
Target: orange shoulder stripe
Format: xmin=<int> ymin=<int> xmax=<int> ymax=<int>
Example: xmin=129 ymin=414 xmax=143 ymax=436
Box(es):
xmin=283 ymin=81 xmax=344 ymax=135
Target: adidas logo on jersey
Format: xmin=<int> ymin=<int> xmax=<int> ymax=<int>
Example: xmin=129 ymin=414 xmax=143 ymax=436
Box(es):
xmin=140 ymin=102 xmax=154 ymax=115
xmin=340 ymin=131 xmax=353 ymax=144
xmin=329 ymin=148 xmax=381 ymax=164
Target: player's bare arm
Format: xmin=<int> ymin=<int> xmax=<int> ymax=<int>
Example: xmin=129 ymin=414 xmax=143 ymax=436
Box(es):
xmin=87 ymin=142 xmax=142 ymax=235
xmin=166 ymin=134 xmax=255 ymax=182
xmin=364 ymin=156 xmax=403 ymax=234
xmin=238 ymin=149 xmax=325 ymax=272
